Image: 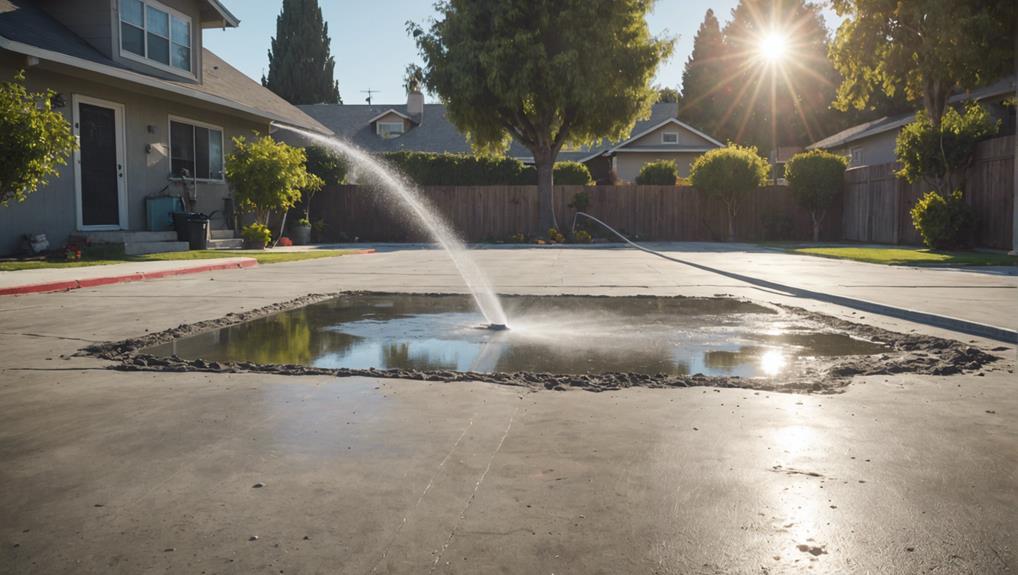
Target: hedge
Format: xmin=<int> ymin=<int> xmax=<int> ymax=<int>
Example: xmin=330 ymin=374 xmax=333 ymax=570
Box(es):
xmin=380 ymin=151 xmax=592 ymax=186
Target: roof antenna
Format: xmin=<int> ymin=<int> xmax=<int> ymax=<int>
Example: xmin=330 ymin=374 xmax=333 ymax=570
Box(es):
xmin=361 ymin=89 xmax=379 ymax=106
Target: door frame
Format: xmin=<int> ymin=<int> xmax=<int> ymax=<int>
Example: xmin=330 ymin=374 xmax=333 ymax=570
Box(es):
xmin=72 ymin=94 xmax=128 ymax=231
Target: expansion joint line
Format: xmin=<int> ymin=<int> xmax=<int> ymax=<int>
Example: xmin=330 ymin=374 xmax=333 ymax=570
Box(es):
xmin=367 ymin=416 xmax=476 ymax=575
xmin=429 ymin=406 xmax=519 ymax=574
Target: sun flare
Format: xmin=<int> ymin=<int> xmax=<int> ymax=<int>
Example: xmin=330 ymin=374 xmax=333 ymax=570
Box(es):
xmin=758 ymin=32 xmax=788 ymax=63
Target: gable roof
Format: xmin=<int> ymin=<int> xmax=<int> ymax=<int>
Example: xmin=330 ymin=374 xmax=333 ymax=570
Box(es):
xmin=297 ymin=102 xmax=716 ymax=162
xmin=0 ymin=0 xmax=328 ymax=134
xmin=809 ymin=76 xmax=1016 ymax=150
xmin=601 ymin=117 xmax=723 ymax=155
xmin=367 ymin=108 xmax=415 ymax=124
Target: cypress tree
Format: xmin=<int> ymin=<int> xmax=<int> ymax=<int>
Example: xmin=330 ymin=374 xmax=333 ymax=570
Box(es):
xmin=262 ymin=0 xmax=341 ymax=105
xmin=679 ymin=9 xmax=727 ymax=136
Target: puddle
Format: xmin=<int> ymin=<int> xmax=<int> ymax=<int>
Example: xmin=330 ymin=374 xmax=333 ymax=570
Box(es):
xmin=143 ymin=294 xmax=887 ymax=379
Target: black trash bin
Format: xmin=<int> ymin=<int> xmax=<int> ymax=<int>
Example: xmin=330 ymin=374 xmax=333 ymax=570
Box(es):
xmin=185 ymin=213 xmax=210 ymax=250
xmin=172 ymin=212 xmax=189 ymax=242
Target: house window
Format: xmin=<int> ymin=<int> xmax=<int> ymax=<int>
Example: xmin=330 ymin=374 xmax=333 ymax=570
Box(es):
xmin=119 ymin=0 xmax=192 ymax=73
xmin=849 ymin=147 xmax=863 ymax=166
xmin=662 ymin=132 xmax=679 ymax=144
xmin=170 ymin=119 xmax=224 ymax=181
xmin=377 ymin=121 xmax=405 ymax=139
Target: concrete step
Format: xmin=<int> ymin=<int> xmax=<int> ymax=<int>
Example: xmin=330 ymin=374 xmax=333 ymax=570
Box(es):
xmin=210 ymin=229 xmax=236 ymax=240
xmin=124 ymin=241 xmax=190 ymax=256
xmin=83 ymin=230 xmax=178 ymax=243
xmin=208 ymin=238 xmax=244 ymax=250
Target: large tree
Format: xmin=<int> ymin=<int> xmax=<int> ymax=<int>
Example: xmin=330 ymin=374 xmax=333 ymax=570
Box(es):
xmin=262 ymin=0 xmax=341 ymax=105
xmin=830 ymin=0 xmax=1015 ymax=129
xmin=679 ymin=9 xmax=727 ymax=137
xmin=410 ymin=0 xmax=671 ymax=232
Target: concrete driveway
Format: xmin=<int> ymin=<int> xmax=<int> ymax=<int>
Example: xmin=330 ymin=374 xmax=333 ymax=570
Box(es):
xmin=1 ymin=245 xmax=1015 ymax=574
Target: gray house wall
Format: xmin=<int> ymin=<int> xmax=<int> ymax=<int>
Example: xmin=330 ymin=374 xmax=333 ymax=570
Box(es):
xmin=0 ymin=54 xmax=266 ymax=255
xmin=832 ymin=130 xmax=899 ymax=167
xmin=613 ymin=152 xmax=702 ymax=182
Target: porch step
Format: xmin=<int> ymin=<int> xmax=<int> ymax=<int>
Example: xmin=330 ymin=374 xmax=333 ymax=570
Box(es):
xmin=124 ymin=241 xmax=190 ymax=255
xmin=209 ymin=238 xmax=244 ymax=250
xmin=83 ymin=230 xmax=178 ymax=243
xmin=210 ymin=229 xmax=236 ymax=240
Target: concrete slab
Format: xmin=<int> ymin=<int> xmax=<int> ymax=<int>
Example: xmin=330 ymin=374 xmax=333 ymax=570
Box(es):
xmin=0 ymin=245 xmax=1015 ymax=574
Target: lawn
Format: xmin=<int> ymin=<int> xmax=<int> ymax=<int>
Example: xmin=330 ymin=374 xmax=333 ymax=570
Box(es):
xmin=782 ymin=245 xmax=1018 ymax=266
xmin=0 ymin=249 xmax=363 ymax=272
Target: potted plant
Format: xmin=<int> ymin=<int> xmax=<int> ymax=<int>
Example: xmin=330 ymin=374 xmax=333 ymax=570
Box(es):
xmin=290 ymin=216 xmax=312 ymax=245
xmin=241 ymin=223 xmax=272 ymax=249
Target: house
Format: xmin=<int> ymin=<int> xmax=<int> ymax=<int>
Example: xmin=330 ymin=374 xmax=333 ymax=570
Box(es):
xmin=0 ymin=0 xmax=331 ymax=256
xmin=290 ymin=98 xmax=723 ymax=183
xmin=808 ymin=77 xmax=1016 ymax=167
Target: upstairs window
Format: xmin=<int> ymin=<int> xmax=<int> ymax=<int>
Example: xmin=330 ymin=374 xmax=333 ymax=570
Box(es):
xmin=120 ymin=0 xmax=192 ymax=74
xmin=377 ymin=121 xmax=405 ymax=138
xmin=661 ymin=132 xmax=679 ymax=144
xmin=170 ymin=118 xmax=224 ymax=181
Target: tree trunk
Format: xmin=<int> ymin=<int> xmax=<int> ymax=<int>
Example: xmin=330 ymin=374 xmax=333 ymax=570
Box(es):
xmin=726 ymin=203 xmax=736 ymax=242
xmin=811 ymin=211 xmax=823 ymax=243
xmin=534 ymin=148 xmax=557 ymax=234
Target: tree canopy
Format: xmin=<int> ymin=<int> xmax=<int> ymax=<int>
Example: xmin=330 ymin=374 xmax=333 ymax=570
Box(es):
xmin=679 ymin=9 xmax=726 ymax=138
xmin=226 ymin=136 xmax=322 ymax=225
xmin=410 ymin=0 xmax=672 ymax=231
xmin=262 ymin=0 xmax=342 ymax=105
xmin=830 ymin=0 xmax=1015 ymax=128
xmin=0 ymin=71 xmax=76 ymax=207
xmin=784 ymin=149 xmax=848 ymax=241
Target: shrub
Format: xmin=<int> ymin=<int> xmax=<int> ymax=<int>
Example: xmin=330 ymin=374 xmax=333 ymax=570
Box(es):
xmin=383 ymin=151 xmax=530 ymax=185
xmin=689 ymin=145 xmax=769 ymax=241
xmin=896 ymin=102 xmax=998 ymax=195
xmin=301 ymin=145 xmax=346 ymax=218
xmin=0 ymin=71 xmax=77 ymax=207
xmin=910 ymin=190 xmax=974 ymax=249
xmin=241 ymin=223 xmax=272 ymax=248
xmin=785 ymin=149 xmax=849 ymax=242
xmin=547 ymin=227 xmax=565 ymax=243
xmin=573 ymin=230 xmax=592 ymax=243
xmin=226 ymin=136 xmax=322 ymax=225
xmin=635 ymin=160 xmax=679 ymax=185
xmin=552 ymin=162 xmax=593 ymax=185
xmin=568 ymin=190 xmax=591 ymax=212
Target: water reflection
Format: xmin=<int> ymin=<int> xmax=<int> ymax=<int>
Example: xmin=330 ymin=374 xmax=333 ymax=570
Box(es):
xmin=146 ymin=294 xmax=888 ymax=379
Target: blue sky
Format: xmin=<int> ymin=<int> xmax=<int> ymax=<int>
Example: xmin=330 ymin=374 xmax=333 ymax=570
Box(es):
xmin=205 ymin=1 xmax=843 ymax=105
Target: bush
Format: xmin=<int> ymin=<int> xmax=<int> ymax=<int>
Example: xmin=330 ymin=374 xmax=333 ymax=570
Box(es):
xmin=0 ymin=71 xmax=77 ymax=207
xmin=689 ymin=145 xmax=769 ymax=241
xmin=226 ymin=136 xmax=322 ymax=225
xmin=785 ymin=150 xmax=849 ymax=241
xmin=573 ymin=230 xmax=592 ymax=243
xmin=241 ymin=223 xmax=272 ymax=248
xmin=910 ymin=190 xmax=974 ymax=249
xmin=635 ymin=160 xmax=679 ymax=185
xmin=552 ymin=162 xmax=593 ymax=185
xmin=547 ymin=227 xmax=565 ymax=243
xmin=896 ymin=102 xmax=998 ymax=195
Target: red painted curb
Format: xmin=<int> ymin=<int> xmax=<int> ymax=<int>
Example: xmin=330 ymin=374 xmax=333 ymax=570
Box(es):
xmin=0 ymin=258 xmax=258 ymax=296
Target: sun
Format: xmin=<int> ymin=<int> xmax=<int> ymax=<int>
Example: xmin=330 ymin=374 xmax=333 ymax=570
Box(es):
xmin=758 ymin=32 xmax=788 ymax=63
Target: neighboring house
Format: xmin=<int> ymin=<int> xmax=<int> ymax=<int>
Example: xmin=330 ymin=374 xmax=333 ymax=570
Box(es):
xmin=808 ymin=77 xmax=1016 ymax=167
xmin=291 ymin=98 xmax=723 ymax=183
xmin=0 ymin=0 xmax=330 ymax=256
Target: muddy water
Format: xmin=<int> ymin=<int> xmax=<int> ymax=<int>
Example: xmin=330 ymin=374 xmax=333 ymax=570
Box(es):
xmin=144 ymin=294 xmax=887 ymax=379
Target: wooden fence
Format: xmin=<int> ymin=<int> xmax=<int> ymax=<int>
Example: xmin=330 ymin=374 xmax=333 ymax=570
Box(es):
xmin=311 ymin=184 xmax=841 ymax=243
xmin=311 ymin=134 xmax=1013 ymax=247
xmin=843 ymin=135 xmax=1014 ymax=249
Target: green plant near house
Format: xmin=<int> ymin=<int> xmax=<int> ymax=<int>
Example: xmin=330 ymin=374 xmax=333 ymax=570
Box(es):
xmin=241 ymin=222 xmax=273 ymax=249
xmin=573 ymin=230 xmax=593 ymax=243
xmin=547 ymin=228 xmax=565 ymax=243
xmin=784 ymin=149 xmax=849 ymax=242
xmin=552 ymin=162 xmax=593 ymax=185
xmin=635 ymin=160 xmax=680 ymax=185
xmin=568 ymin=190 xmax=591 ymax=212
xmin=301 ymin=144 xmax=346 ymax=221
xmin=895 ymin=102 xmax=998 ymax=196
xmin=689 ymin=144 xmax=769 ymax=241
xmin=0 ymin=71 xmax=77 ymax=207
xmin=225 ymin=135 xmax=322 ymax=226
xmin=910 ymin=190 xmax=974 ymax=250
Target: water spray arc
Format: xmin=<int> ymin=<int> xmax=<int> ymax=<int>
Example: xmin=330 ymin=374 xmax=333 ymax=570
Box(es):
xmin=272 ymin=122 xmax=509 ymax=329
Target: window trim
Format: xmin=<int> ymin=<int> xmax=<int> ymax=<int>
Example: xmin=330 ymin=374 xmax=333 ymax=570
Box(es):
xmin=168 ymin=115 xmax=226 ymax=183
xmin=849 ymin=146 xmax=863 ymax=166
xmin=376 ymin=121 xmax=405 ymax=138
xmin=118 ymin=0 xmax=195 ymax=79
xmin=661 ymin=131 xmax=679 ymax=144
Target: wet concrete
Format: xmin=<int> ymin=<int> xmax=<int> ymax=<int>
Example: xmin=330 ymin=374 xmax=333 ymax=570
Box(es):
xmin=1 ymin=247 xmax=1016 ymax=574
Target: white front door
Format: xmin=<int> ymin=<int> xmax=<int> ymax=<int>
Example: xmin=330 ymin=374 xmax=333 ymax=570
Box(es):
xmin=73 ymin=95 xmax=128 ymax=230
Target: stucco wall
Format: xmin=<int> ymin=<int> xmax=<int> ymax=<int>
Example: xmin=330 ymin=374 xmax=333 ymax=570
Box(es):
xmin=628 ymin=122 xmax=715 ymax=148
xmin=0 ymin=57 xmax=266 ymax=255
xmin=833 ymin=129 xmax=899 ymax=167
xmin=613 ymin=152 xmax=702 ymax=182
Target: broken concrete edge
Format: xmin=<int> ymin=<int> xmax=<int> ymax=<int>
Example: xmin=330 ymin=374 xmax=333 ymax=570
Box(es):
xmin=0 ymin=259 xmax=258 ymax=296
xmin=75 ymin=291 xmax=1007 ymax=394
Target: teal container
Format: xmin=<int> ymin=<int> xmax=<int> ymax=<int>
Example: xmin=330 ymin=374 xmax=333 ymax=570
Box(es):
xmin=146 ymin=196 xmax=184 ymax=231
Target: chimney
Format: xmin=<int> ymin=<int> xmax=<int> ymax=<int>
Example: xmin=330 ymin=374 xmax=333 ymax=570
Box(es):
xmin=407 ymin=91 xmax=424 ymax=123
